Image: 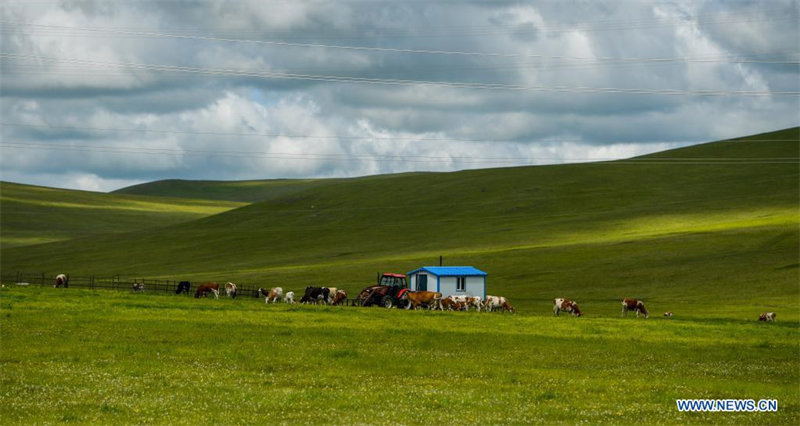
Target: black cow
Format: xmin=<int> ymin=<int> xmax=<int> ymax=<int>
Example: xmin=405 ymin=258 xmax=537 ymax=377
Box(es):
xmin=300 ymin=286 xmax=330 ymax=304
xmin=176 ymin=281 xmax=191 ymax=295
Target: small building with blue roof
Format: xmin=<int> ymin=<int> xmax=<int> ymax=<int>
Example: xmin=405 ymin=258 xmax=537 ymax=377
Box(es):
xmin=406 ymin=266 xmax=487 ymax=299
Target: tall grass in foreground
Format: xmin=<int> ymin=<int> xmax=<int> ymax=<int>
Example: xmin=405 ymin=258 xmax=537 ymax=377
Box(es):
xmin=1 ymin=288 xmax=797 ymax=425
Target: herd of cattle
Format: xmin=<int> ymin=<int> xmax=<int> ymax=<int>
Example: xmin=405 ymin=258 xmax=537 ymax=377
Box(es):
xmin=52 ymin=274 xmax=779 ymax=321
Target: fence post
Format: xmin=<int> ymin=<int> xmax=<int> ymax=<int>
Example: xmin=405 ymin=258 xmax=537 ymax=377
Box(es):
xmin=41 ymin=272 xmax=45 ymax=287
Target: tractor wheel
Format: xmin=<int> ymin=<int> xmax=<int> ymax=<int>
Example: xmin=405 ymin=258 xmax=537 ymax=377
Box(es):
xmin=381 ymin=295 xmax=393 ymax=309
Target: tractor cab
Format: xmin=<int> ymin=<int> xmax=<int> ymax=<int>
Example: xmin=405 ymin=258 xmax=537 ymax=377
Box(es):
xmin=378 ymin=273 xmax=407 ymax=288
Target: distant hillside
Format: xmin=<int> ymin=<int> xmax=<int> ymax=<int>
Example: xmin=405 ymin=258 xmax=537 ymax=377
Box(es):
xmin=113 ymin=178 xmax=332 ymax=203
xmin=2 ymin=128 xmax=797 ymax=317
xmin=638 ymin=127 xmax=798 ymax=160
xmin=0 ymin=182 xmax=244 ymax=248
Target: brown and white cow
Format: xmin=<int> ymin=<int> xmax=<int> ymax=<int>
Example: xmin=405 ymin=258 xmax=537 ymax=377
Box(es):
xmin=451 ymin=295 xmax=482 ymax=311
xmin=132 ymin=282 xmax=145 ymax=292
xmin=325 ymin=287 xmax=338 ymax=304
xmin=331 ymin=289 xmax=348 ymax=306
xmin=484 ymin=295 xmax=514 ymax=313
xmin=758 ymin=312 xmax=776 ymax=322
xmin=54 ymin=274 xmax=69 ymax=288
xmin=621 ymin=298 xmax=648 ymax=318
xmin=441 ymin=297 xmax=461 ymax=311
xmin=405 ymin=291 xmax=443 ymax=310
xmin=553 ymin=298 xmax=582 ymax=317
xmin=259 ymin=287 xmax=283 ymax=304
xmin=195 ymin=282 xmax=220 ymax=299
xmin=664 ymin=312 xmax=673 ymax=317
xmin=225 ymin=282 xmax=238 ymax=298
xmin=483 ymin=295 xmax=500 ymax=312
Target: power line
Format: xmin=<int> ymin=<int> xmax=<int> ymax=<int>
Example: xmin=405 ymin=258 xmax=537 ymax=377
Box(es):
xmin=3 ymin=53 xmax=796 ymax=96
xmin=4 ymin=52 xmax=798 ymax=80
xmin=2 ymin=15 xmax=797 ymax=57
xmin=0 ymin=122 xmax=596 ymax=144
xmin=2 ymin=141 xmax=797 ymax=165
xmin=0 ymin=141 xmax=534 ymax=165
xmin=4 ymin=122 xmax=797 ymax=148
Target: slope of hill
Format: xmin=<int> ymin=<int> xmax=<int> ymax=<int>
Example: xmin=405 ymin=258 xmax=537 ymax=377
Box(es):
xmin=0 ymin=182 xmax=245 ymax=248
xmin=112 ymin=177 xmax=332 ymax=203
xmin=2 ymin=128 xmax=797 ymax=317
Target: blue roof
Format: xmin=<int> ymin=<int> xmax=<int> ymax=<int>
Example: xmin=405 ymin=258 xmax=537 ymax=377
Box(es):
xmin=406 ymin=266 xmax=487 ymax=277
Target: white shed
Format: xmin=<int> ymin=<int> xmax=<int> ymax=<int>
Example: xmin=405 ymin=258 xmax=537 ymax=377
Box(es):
xmin=406 ymin=266 xmax=487 ymax=299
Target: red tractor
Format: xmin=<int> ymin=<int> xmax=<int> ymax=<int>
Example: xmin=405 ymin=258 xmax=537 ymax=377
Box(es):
xmin=358 ymin=273 xmax=410 ymax=308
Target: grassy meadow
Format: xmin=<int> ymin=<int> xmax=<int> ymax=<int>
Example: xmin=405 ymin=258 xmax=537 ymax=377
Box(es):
xmin=1 ymin=127 xmax=798 ymax=424
xmin=1 ymin=288 xmax=797 ymax=425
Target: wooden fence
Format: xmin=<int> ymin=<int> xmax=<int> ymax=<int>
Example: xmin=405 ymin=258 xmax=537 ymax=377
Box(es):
xmin=0 ymin=272 xmax=270 ymax=298
xmin=1 ymin=272 xmax=364 ymax=305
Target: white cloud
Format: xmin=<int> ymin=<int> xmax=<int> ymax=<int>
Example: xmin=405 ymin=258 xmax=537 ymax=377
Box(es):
xmin=0 ymin=0 xmax=796 ymax=192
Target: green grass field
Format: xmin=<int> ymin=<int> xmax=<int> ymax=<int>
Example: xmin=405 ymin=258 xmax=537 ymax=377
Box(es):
xmin=1 ymin=289 xmax=797 ymax=425
xmin=0 ymin=127 xmax=798 ymax=424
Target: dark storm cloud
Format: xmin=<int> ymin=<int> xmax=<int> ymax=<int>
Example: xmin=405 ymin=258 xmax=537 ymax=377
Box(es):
xmin=0 ymin=0 xmax=797 ymax=191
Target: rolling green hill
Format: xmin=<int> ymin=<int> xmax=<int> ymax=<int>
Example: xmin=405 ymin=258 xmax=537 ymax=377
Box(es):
xmin=2 ymin=128 xmax=797 ymax=425
xmin=112 ymin=177 xmax=332 ymax=203
xmin=0 ymin=182 xmax=245 ymax=248
xmin=1 ymin=128 xmax=797 ymax=318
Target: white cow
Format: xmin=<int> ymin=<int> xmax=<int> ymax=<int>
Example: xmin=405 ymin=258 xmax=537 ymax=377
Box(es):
xmin=225 ymin=282 xmax=238 ymax=298
xmin=284 ymin=291 xmax=295 ymax=304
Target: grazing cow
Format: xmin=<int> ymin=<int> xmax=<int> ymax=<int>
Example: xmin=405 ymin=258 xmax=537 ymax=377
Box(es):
xmin=467 ymin=296 xmax=483 ymax=312
xmin=483 ymin=295 xmax=506 ymax=312
xmin=331 ymin=289 xmax=348 ymax=306
xmin=449 ymin=295 xmax=481 ymax=311
xmin=759 ymin=312 xmax=776 ymax=322
xmin=54 ymin=274 xmax=69 ymax=288
xmin=195 ymin=282 xmax=220 ymax=299
xmin=300 ymin=286 xmax=330 ymax=304
xmin=664 ymin=312 xmax=673 ymax=317
xmin=621 ymin=298 xmax=649 ymax=318
xmin=405 ymin=291 xmax=443 ymax=310
xmin=132 ymin=282 xmax=145 ymax=292
xmin=224 ymin=282 xmax=238 ymax=298
xmin=175 ymin=281 xmax=191 ymax=295
xmin=483 ymin=295 xmax=499 ymax=311
xmin=441 ymin=297 xmax=460 ymax=311
xmin=483 ymin=295 xmax=515 ymax=313
xmin=284 ymin=291 xmax=295 ymax=304
xmin=325 ymin=287 xmax=338 ymax=304
xmin=553 ymin=298 xmax=582 ymax=317
xmin=259 ymin=287 xmax=283 ymax=304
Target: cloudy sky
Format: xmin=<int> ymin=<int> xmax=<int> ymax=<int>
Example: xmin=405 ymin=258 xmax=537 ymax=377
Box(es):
xmin=1 ymin=0 xmax=798 ymax=192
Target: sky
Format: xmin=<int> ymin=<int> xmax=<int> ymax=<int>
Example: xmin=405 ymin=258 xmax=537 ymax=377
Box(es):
xmin=1 ymin=0 xmax=798 ymax=192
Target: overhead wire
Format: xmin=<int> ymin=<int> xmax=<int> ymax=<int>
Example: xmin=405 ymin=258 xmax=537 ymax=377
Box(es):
xmin=2 ymin=12 xmax=797 ymax=42
xmin=3 ymin=53 xmax=796 ymax=96
xmin=2 ymin=138 xmax=797 ymax=165
xmin=2 ymin=20 xmax=798 ymax=63
xmin=3 ymin=122 xmax=798 ymax=148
